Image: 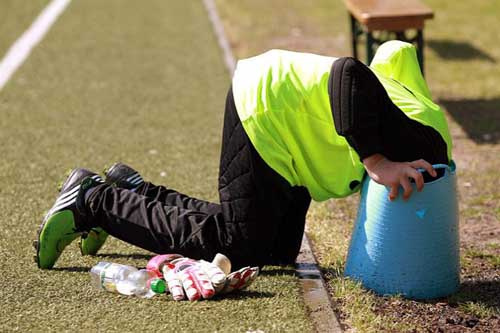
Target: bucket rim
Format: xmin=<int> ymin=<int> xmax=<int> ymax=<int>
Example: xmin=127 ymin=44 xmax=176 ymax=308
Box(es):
xmin=416 ymin=161 xmax=456 ymax=185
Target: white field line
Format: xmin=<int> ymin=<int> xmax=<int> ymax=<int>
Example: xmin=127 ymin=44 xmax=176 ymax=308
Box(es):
xmin=0 ymin=0 xmax=71 ymax=91
xmin=202 ymin=0 xmax=236 ymax=74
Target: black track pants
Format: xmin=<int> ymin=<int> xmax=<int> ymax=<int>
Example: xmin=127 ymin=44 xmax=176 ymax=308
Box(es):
xmin=86 ymin=88 xmax=311 ymax=269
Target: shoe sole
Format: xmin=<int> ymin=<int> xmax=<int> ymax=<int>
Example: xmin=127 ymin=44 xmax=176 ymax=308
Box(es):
xmin=34 ymin=210 xmax=80 ymax=269
xmin=79 ymin=228 xmax=108 ymax=256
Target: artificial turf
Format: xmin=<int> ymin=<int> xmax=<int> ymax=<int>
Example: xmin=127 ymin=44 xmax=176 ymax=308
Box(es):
xmin=0 ymin=1 xmax=313 ymax=331
xmin=0 ymin=0 xmax=50 ymax=57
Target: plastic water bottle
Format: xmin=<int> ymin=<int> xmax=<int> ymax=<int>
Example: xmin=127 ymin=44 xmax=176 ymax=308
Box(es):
xmin=118 ymin=269 xmax=166 ymax=298
xmin=90 ymin=262 xmax=166 ymax=298
xmin=90 ymin=262 xmax=136 ymax=294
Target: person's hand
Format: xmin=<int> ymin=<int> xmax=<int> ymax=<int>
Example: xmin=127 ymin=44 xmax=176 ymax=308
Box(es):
xmin=363 ymin=154 xmax=437 ymax=201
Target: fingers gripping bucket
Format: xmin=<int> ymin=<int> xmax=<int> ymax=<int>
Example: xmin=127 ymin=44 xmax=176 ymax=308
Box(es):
xmin=344 ymin=164 xmax=460 ymax=299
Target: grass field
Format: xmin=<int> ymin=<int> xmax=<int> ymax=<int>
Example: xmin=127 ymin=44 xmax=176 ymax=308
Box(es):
xmin=0 ymin=1 xmax=313 ymax=332
xmin=2 ymin=0 xmax=498 ymax=331
xmin=216 ymin=0 xmax=499 ymax=331
xmin=0 ymin=0 xmax=50 ymax=56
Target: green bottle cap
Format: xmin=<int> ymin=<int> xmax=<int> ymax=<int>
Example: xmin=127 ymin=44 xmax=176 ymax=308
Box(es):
xmin=150 ymin=278 xmax=166 ymax=294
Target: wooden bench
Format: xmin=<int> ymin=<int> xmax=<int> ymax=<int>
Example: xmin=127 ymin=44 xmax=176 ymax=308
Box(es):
xmin=343 ymin=0 xmax=434 ymax=73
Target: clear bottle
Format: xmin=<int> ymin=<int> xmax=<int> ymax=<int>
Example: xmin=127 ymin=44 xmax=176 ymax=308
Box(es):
xmin=118 ymin=269 xmax=166 ymax=298
xmin=90 ymin=262 xmax=137 ymax=295
xmin=90 ymin=262 xmax=166 ymax=298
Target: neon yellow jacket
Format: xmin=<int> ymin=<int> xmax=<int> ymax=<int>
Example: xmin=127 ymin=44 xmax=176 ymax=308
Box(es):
xmin=232 ymin=42 xmax=452 ymax=201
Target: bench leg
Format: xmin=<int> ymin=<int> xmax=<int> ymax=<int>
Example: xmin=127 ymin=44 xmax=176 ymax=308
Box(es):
xmin=349 ymin=14 xmax=358 ymax=58
xmin=366 ymin=31 xmax=375 ymax=64
xmin=416 ymin=29 xmax=424 ymax=75
xmin=397 ymin=30 xmax=425 ymax=75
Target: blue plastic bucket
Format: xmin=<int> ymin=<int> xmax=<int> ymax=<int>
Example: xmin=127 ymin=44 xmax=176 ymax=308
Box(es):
xmin=344 ymin=163 xmax=460 ymax=299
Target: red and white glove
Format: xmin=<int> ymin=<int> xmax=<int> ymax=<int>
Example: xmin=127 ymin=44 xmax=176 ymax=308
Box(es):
xmin=147 ymin=254 xmax=259 ymax=301
xmin=146 ymin=253 xmax=184 ymax=278
xmin=219 ymin=266 xmax=259 ymax=294
xmin=163 ymin=258 xmax=217 ymax=301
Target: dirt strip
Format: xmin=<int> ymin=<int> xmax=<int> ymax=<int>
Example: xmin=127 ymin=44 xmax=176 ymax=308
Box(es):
xmin=296 ymin=235 xmax=343 ymax=332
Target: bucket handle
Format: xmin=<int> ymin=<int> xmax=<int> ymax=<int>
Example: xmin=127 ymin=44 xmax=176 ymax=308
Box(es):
xmin=417 ymin=160 xmax=456 ymax=177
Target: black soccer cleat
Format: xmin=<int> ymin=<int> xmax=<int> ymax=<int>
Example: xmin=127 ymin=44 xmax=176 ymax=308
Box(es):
xmin=104 ymin=162 xmax=145 ymax=190
xmin=34 ymin=169 xmax=103 ymax=269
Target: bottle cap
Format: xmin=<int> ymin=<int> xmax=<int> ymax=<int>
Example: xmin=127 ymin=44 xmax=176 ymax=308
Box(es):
xmin=150 ymin=278 xmax=166 ymax=294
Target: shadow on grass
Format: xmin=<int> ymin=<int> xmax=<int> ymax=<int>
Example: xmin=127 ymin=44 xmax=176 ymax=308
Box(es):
xmin=52 ymin=266 xmax=89 ymax=272
xmin=96 ymin=253 xmax=152 ymax=260
xmin=212 ymin=290 xmax=275 ymax=301
xmin=319 ymin=263 xmax=345 ymax=279
xmin=439 ymin=98 xmax=500 ymax=144
xmin=320 ymin=265 xmax=499 ymax=310
xmin=428 ymin=39 xmax=496 ymax=63
xmin=260 ymin=267 xmax=296 ymax=276
xmin=446 ymin=279 xmax=500 ymax=309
